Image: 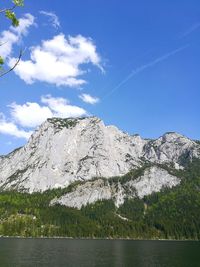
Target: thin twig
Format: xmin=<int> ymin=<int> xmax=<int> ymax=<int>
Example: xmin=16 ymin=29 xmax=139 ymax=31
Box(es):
xmin=0 ymin=49 xmax=23 ymax=78
xmin=0 ymin=5 xmax=16 ymax=14
xmin=0 ymin=41 xmax=8 ymax=47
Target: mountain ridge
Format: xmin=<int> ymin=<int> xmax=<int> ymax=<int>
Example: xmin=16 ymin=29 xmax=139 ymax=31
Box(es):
xmin=0 ymin=116 xmax=199 ymax=196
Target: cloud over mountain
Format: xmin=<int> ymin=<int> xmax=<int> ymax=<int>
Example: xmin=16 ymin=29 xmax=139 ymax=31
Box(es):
xmin=0 ymin=95 xmax=87 ymax=139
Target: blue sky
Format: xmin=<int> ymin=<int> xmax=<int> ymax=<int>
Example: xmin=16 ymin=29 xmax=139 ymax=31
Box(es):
xmin=0 ymin=0 xmax=200 ymax=154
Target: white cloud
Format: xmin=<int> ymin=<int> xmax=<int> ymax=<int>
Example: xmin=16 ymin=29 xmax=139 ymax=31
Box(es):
xmin=4 ymin=95 xmax=87 ymax=131
xmin=0 ymin=113 xmax=32 ymax=139
xmin=41 ymin=95 xmax=87 ymax=118
xmin=0 ymin=31 xmax=18 ymax=59
xmin=79 ymin=93 xmax=99 ymax=104
xmin=9 ymin=102 xmax=53 ymax=128
xmin=9 ymin=34 xmax=103 ymax=87
xmin=11 ymin=13 xmax=36 ymax=36
xmin=0 ymin=95 xmax=87 ymax=139
xmin=0 ymin=13 xmax=35 ymax=59
xmin=40 ymin=10 xmax=60 ymax=29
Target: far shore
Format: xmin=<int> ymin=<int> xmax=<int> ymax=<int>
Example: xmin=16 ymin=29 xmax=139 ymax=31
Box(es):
xmin=0 ymin=236 xmax=199 ymax=241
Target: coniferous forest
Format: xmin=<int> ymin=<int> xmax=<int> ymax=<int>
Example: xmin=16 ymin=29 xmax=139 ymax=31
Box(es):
xmin=0 ymin=159 xmax=200 ymax=240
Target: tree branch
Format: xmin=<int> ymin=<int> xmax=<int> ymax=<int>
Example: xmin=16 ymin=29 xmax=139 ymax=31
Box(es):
xmin=0 ymin=5 xmax=16 ymax=14
xmin=0 ymin=49 xmax=23 ymax=78
xmin=0 ymin=41 xmax=8 ymax=47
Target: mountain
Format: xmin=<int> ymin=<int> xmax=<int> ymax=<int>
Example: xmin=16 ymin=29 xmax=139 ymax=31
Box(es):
xmin=0 ymin=117 xmax=200 ymax=239
xmin=0 ymin=117 xmax=199 ymax=196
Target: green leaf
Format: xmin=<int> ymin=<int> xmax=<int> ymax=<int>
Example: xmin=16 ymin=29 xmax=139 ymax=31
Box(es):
xmin=0 ymin=56 xmax=4 ymax=65
xmin=5 ymin=10 xmax=19 ymax=27
xmin=13 ymin=0 xmax=24 ymax=7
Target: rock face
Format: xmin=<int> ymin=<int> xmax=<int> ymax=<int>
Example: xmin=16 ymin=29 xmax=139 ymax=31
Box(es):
xmin=0 ymin=117 xmax=199 ymax=195
xmin=50 ymin=166 xmax=181 ymax=209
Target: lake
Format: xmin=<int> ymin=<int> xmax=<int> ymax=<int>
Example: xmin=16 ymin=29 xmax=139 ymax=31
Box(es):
xmin=0 ymin=238 xmax=199 ymax=266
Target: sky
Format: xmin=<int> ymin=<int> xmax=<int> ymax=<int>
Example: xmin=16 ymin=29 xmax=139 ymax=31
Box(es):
xmin=0 ymin=0 xmax=200 ymax=154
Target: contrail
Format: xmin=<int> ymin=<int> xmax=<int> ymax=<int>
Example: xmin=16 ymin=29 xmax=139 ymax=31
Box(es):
xmin=103 ymin=45 xmax=189 ymax=99
xmin=179 ymin=23 xmax=200 ymax=38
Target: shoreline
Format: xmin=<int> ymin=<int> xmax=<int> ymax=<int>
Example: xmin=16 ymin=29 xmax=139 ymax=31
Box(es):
xmin=0 ymin=236 xmax=199 ymax=241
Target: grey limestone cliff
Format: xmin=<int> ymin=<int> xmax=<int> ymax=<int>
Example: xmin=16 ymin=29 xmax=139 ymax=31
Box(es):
xmin=0 ymin=117 xmax=199 ymax=208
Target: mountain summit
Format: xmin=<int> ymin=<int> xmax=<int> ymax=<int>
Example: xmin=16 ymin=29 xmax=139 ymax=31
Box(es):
xmin=0 ymin=117 xmax=199 ymax=195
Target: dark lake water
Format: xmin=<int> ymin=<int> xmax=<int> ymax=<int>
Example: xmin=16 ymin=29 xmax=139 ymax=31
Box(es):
xmin=0 ymin=238 xmax=199 ymax=267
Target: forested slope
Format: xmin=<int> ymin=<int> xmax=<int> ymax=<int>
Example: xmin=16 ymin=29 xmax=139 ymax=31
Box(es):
xmin=0 ymin=159 xmax=200 ymax=239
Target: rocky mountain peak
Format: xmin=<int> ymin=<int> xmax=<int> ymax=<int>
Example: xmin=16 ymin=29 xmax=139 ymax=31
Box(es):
xmin=0 ymin=116 xmax=199 ymax=193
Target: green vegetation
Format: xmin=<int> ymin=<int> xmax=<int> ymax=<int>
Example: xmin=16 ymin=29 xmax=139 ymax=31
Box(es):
xmin=0 ymin=159 xmax=200 ymax=239
xmin=1 ymin=0 xmax=24 ymax=27
xmin=47 ymin=118 xmax=78 ymax=129
xmin=108 ymin=164 xmax=150 ymax=185
xmin=0 ymin=0 xmax=24 ymax=74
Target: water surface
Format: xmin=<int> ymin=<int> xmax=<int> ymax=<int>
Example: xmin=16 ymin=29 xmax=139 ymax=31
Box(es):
xmin=0 ymin=238 xmax=199 ymax=267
